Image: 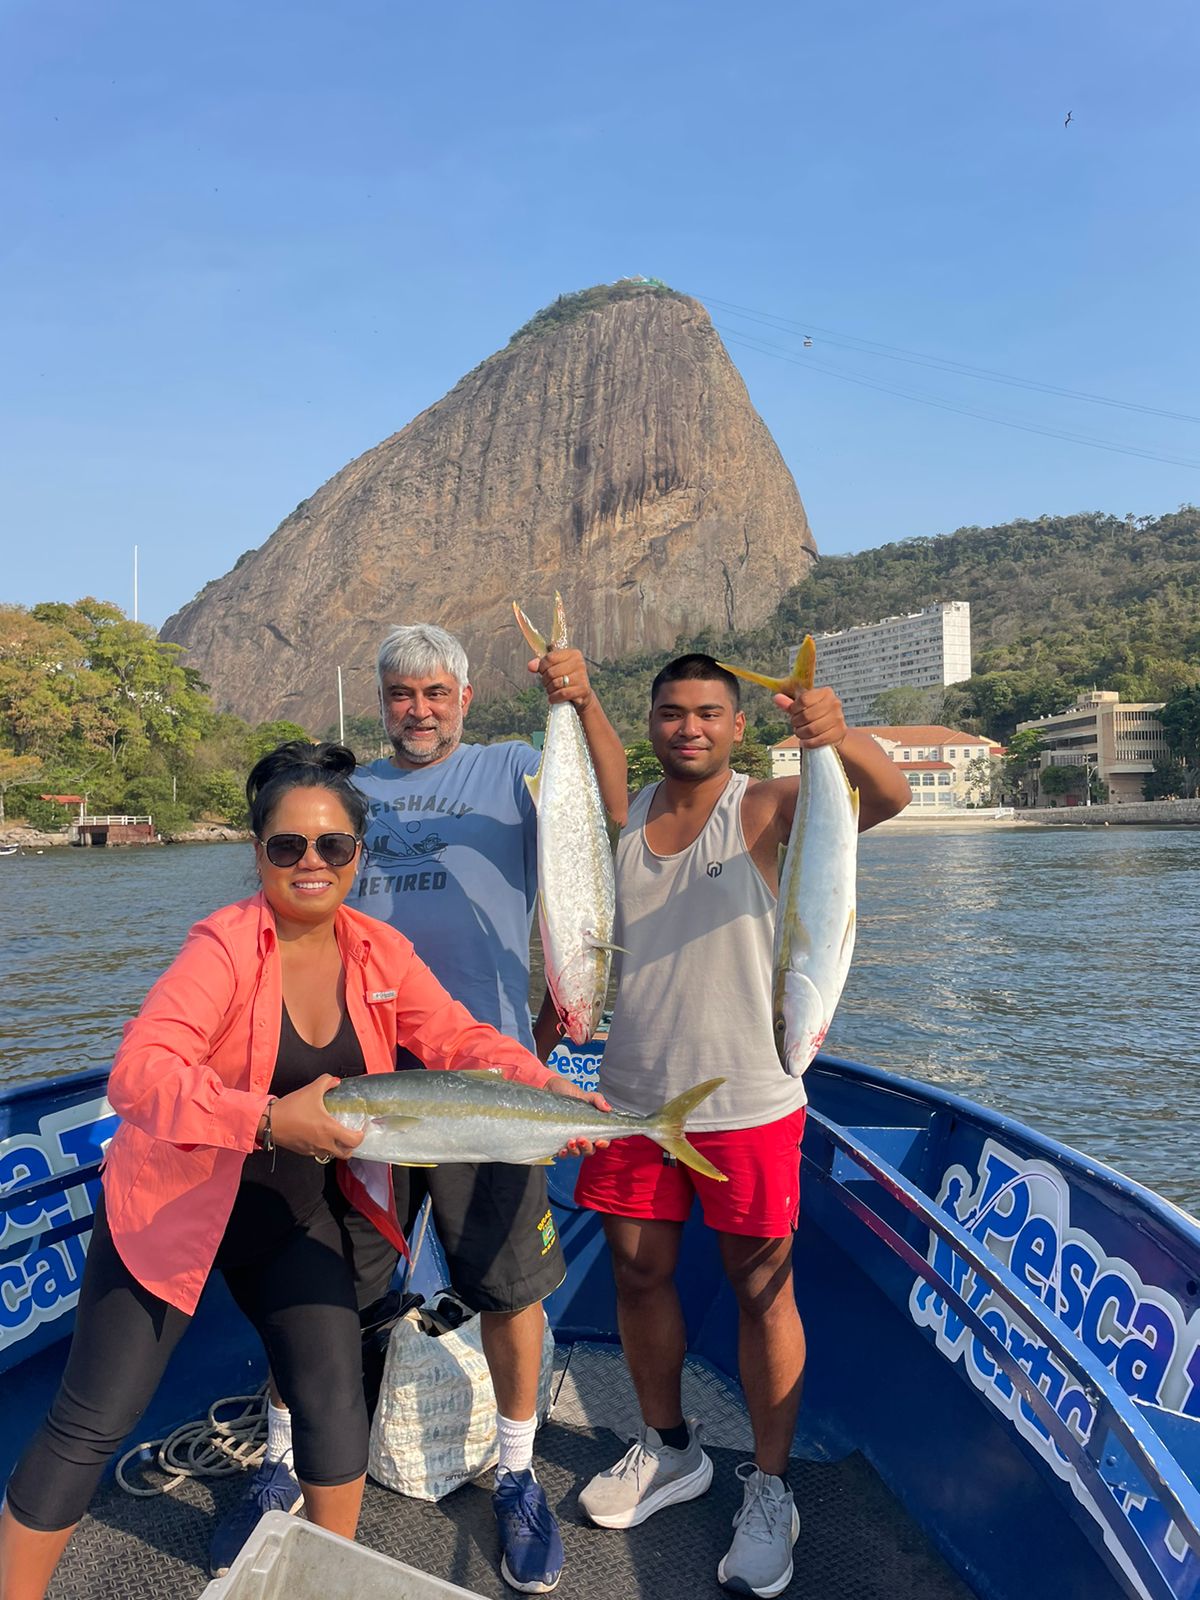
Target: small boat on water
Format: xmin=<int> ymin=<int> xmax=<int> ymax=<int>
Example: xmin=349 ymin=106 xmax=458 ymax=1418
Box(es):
xmin=1 ymin=1045 xmax=1198 ymax=1600
xmin=0 ymin=845 xmax=19 ymax=856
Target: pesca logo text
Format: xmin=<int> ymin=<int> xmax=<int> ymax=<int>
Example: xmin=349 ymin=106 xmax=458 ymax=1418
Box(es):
xmin=911 ymin=1138 xmax=1200 ymax=1598
xmin=0 ymin=1098 xmax=118 ymax=1351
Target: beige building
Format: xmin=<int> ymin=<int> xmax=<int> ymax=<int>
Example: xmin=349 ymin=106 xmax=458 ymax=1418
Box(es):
xmin=771 ymin=723 xmax=1001 ymax=808
xmin=811 ymin=602 xmax=973 ymax=726
xmin=1016 ymin=691 xmax=1169 ymax=805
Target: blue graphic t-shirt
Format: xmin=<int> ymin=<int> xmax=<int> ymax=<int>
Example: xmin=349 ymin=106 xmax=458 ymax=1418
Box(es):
xmin=353 ymin=742 xmax=540 ymax=1049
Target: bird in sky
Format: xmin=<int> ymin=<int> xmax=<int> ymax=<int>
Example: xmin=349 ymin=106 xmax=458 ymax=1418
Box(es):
xmin=1064 ymin=110 xmax=1073 ymax=128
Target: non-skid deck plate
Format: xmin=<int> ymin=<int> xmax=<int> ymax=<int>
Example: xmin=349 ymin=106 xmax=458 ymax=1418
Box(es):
xmin=47 ymin=1349 xmax=976 ymax=1600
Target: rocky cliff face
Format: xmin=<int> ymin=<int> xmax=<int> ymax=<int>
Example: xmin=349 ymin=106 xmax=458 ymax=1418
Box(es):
xmin=161 ymin=284 xmax=816 ymax=729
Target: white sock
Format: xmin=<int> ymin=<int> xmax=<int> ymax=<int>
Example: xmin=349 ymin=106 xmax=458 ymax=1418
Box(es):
xmin=496 ymin=1412 xmax=538 ymax=1476
xmin=266 ymin=1400 xmax=294 ymax=1470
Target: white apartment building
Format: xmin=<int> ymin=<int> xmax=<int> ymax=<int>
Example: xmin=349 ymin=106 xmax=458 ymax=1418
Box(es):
xmin=812 ymin=602 xmax=973 ymax=727
xmin=1016 ymin=691 xmax=1169 ymax=805
xmin=771 ymin=723 xmax=1001 ymax=808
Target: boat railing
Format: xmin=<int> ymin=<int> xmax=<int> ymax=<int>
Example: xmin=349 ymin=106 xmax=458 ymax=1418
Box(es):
xmin=807 ymin=1108 xmax=1200 ymax=1600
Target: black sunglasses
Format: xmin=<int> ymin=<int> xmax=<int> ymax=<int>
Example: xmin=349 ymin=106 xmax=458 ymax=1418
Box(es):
xmin=259 ymin=832 xmax=361 ymax=869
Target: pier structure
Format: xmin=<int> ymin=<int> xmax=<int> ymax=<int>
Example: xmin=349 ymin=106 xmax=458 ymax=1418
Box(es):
xmin=71 ymin=814 xmax=156 ymax=847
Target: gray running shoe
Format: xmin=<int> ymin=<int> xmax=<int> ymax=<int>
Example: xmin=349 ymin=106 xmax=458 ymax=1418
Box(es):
xmin=716 ymin=1464 xmax=800 ymax=1598
xmin=578 ymin=1425 xmax=712 ymax=1530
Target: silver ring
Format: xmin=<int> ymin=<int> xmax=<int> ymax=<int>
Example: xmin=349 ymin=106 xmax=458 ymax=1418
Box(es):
xmin=562 ymin=674 xmax=570 ymax=687
xmin=314 ymin=1153 xmax=331 ymax=1165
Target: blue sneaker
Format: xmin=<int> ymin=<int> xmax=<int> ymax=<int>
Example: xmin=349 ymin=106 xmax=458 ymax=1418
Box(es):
xmin=493 ymin=1466 xmax=565 ymax=1593
xmin=208 ymin=1457 xmax=303 ymax=1576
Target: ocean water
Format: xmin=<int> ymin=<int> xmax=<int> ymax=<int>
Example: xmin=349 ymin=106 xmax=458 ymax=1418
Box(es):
xmin=1 ymin=827 xmax=1197 ymax=1210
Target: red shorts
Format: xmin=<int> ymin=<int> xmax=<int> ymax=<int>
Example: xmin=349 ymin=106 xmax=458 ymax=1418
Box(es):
xmin=574 ymin=1105 xmax=807 ymax=1239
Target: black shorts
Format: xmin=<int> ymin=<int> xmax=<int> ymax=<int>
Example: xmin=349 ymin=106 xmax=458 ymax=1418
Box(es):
xmin=394 ymin=1161 xmax=566 ymax=1314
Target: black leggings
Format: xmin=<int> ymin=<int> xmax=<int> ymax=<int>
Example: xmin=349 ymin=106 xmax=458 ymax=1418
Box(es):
xmin=5 ymin=1196 xmax=389 ymax=1534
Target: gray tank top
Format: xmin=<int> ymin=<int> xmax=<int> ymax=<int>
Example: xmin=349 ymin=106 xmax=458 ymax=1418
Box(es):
xmin=600 ymin=771 xmax=808 ymax=1131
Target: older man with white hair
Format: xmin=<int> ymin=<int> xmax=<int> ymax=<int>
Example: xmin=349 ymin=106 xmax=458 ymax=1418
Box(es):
xmin=357 ymin=620 xmax=625 ymax=1593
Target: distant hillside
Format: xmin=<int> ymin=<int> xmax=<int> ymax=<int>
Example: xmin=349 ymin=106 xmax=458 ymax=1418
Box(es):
xmin=466 ymin=507 xmax=1200 ymax=745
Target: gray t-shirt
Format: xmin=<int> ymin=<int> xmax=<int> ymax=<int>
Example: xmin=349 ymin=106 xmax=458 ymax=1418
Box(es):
xmin=353 ymin=742 xmax=540 ymax=1049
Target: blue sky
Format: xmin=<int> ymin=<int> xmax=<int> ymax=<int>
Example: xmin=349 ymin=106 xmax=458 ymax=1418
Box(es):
xmin=3 ymin=0 xmax=1198 ymax=628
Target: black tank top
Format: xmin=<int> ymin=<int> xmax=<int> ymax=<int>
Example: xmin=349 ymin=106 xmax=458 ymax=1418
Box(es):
xmin=216 ymin=1003 xmax=367 ymax=1267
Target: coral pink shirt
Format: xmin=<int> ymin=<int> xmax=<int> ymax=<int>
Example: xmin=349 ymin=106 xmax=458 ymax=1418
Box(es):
xmin=102 ymin=893 xmax=557 ymax=1313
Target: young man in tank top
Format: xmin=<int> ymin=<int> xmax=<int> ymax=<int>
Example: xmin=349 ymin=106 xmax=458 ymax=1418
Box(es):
xmin=574 ymin=653 xmax=911 ymax=1599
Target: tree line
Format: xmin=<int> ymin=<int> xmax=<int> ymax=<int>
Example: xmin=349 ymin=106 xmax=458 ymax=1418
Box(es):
xmin=3 ymin=506 xmax=1198 ymax=827
xmin=0 ymin=600 xmax=309 ymax=831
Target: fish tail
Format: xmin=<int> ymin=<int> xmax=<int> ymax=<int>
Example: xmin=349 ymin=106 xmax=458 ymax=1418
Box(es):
xmin=551 ymin=591 xmax=569 ymax=651
xmin=649 ymin=1078 xmax=728 ymax=1182
xmin=718 ymin=634 xmax=816 ymax=699
xmin=792 ymin=635 xmax=816 ymax=692
xmin=513 ymin=601 xmax=547 ymax=658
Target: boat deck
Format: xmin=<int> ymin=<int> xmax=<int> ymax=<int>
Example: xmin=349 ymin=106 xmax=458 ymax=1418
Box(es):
xmin=46 ymin=1345 xmax=976 ymax=1599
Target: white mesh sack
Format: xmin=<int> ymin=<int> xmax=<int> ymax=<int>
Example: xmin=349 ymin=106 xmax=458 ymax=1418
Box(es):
xmin=368 ymin=1303 xmax=555 ymax=1501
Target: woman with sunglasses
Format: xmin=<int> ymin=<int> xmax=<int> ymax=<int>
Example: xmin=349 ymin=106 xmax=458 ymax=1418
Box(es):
xmin=0 ymin=740 xmax=606 ymax=1600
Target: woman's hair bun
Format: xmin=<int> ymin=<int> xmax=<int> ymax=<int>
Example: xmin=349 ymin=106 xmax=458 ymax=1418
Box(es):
xmin=315 ymin=742 xmax=357 ymax=778
xmin=245 ymin=740 xmax=367 ymax=839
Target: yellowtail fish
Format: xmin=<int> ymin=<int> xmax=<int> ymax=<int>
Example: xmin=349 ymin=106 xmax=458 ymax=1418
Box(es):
xmin=719 ymin=636 xmax=859 ymax=1077
xmin=513 ymin=593 xmax=618 ymax=1045
xmin=325 ymin=1070 xmax=728 ymax=1180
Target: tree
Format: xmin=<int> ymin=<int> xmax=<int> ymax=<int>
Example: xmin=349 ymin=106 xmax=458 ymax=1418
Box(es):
xmin=246 ymin=720 xmax=314 ymax=761
xmin=1142 ymin=758 xmax=1188 ymax=801
xmin=1158 ymin=686 xmax=1200 ymax=795
xmin=0 ymin=748 xmax=43 ymax=824
xmin=963 ymin=753 xmax=1002 ymax=807
xmin=625 ymin=740 xmax=662 ymax=791
xmin=730 ymin=736 xmax=771 ymax=780
xmin=1039 ymin=764 xmax=1082 ymax=801
xmin=1004 ymin=730 xmax=1044 ymax=808
xmin=867 ymin=687 xmax=932 ymax=726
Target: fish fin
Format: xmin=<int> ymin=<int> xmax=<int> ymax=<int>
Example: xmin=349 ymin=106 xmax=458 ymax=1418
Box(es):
xmin=370 ymin=1114 xmax=422 ymax=1131
xmin=718 ymin=635 xmax=817 ymax=700
xmin=551 ymin=591 xmax=569 ymax=651
xmin=717 ymin=661 xmax=790 ymax=695
xmin=839 ymin=906 xmax=857 ymax=962
xmin=527 ymin=1156 xmax=556 ymax=1166
xmin=513 ymin=601 xmax=547 ymax=658
xmin=649 ymin=1078 xmax=728 ymax=1183
xmin=392 ymin=1160 xmax=439 ymax=1168
xmin=792 ymin=636 xmax=816 ymax=692
xmin=453 ymin=1068 xmax=504 ymax=1079
xmin=586 ymin=935 xmax=627 ymax=955
xmin=524 ymin=769 xmax=541 ymax=808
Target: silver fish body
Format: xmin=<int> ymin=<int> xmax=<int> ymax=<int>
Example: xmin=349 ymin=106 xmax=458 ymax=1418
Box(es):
xmin=773 ymin=740 xmax=858 ymax=1077
xmin=720 ymin=636 xmax=859 ymax=1078
xmin=324 ymin=1069 xmax=727 ymax=1180
xmin=514 ymin=595 xmax=616 ymax=1044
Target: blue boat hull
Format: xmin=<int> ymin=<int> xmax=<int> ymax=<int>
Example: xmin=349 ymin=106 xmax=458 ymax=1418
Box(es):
xmin=2 ymin=1049 xmax=1199 ymax=1599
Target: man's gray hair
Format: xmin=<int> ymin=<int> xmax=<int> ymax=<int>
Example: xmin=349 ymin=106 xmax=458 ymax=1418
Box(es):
xmin=376 ymin=623 xmax=469 ymax=690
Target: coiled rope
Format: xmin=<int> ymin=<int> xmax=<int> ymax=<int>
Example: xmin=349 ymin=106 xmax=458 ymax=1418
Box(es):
xmin=115 ymin=1387 xmax=268 ymax=1497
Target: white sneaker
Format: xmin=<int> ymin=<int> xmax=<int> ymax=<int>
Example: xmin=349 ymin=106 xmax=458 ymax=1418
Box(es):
xmin=578 ymin=1425 xmax=712 ymax=1530
xmin=716 ymin=1464 xmax=800 ymax=1597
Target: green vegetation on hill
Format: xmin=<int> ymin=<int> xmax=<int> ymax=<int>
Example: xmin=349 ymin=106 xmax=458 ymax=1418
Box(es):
xmin=470 ymin=507 xmax=1200 ymax=745
xmin=0 ymin=599 xmax=311 ymax=831
xmin=507 ymin=279 xmax=677 ymax=345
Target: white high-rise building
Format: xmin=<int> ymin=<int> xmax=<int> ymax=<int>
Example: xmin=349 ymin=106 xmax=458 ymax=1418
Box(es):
xmin=812 ymin=602 xmax=972 ymax=726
